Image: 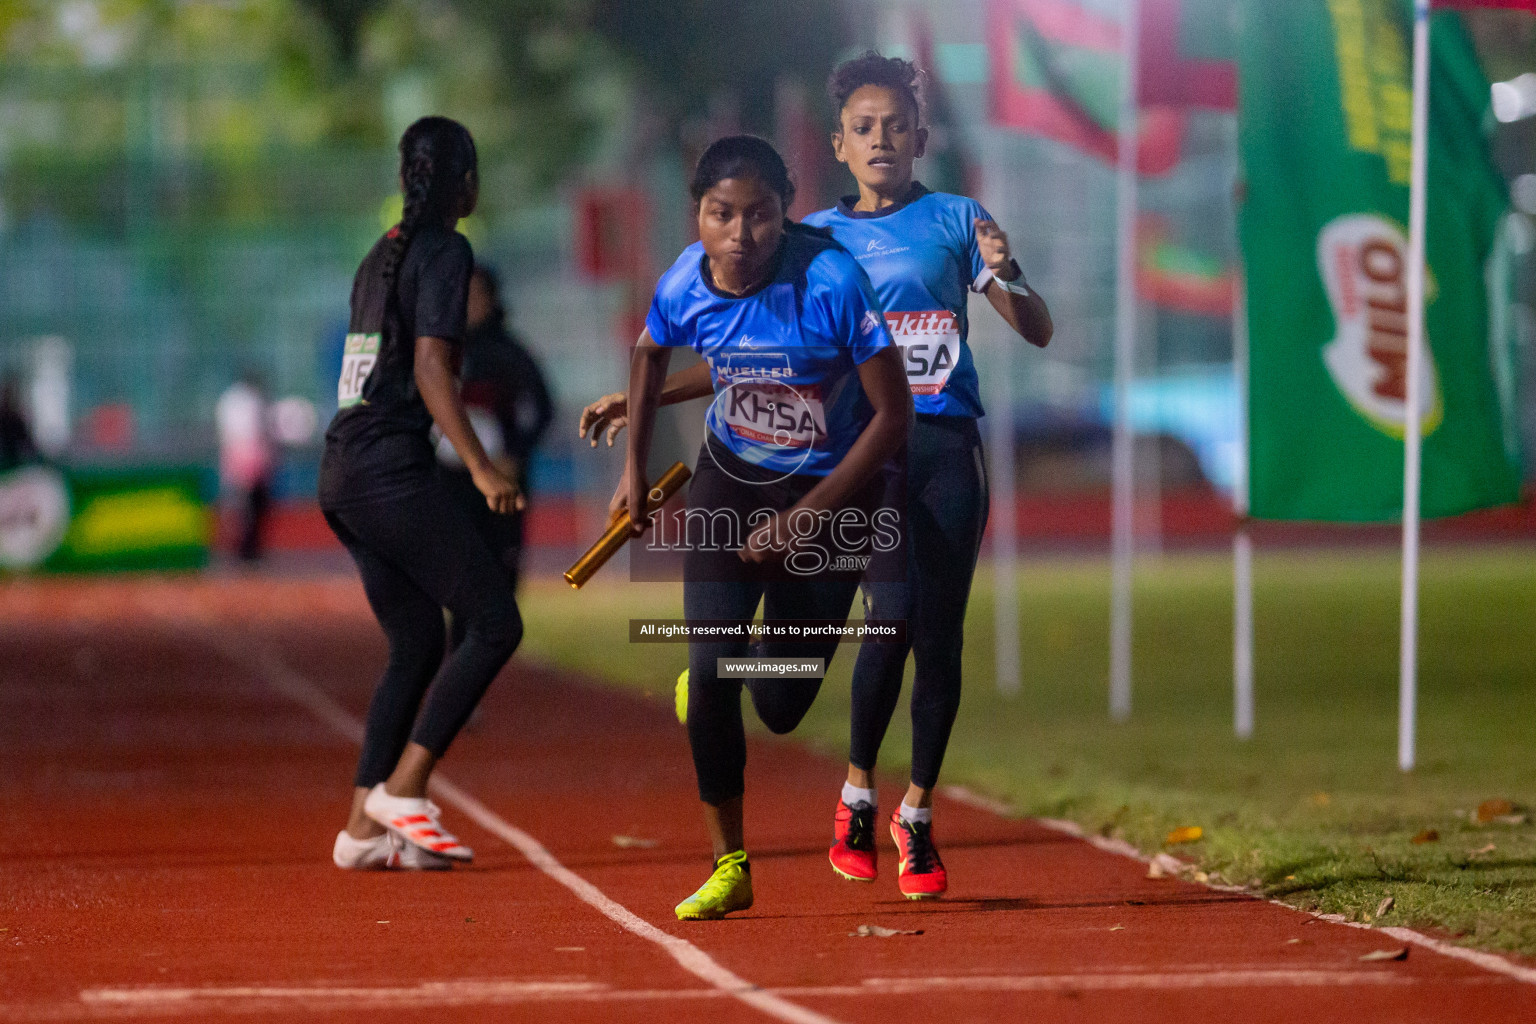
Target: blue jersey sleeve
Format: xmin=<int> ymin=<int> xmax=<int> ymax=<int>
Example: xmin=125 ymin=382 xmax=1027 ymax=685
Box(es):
xmin=808 ymin=249 xmax=893 ymax=364
xmin=643 ymin=247 xmax=701 ymax=348
xmin=644 ymin=290 xmax=680 ymax=347
xmin=962 ymin=198 xmax=995 ymax=294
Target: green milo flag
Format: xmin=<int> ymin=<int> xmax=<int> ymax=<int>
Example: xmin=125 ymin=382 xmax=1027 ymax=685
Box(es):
xmin=1238 ymin=1 xmax=1522 ymax=521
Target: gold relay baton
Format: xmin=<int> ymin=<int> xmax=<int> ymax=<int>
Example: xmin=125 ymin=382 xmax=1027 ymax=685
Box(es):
xmin=564 ymin=461 xmax=692 ymax=589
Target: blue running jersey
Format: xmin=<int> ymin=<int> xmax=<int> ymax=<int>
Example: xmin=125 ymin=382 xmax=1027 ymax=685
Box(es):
xmin=803 ymin=183 xmax=995 ymax=418
xmin=645 ymin=228 xmax=894 ymax=477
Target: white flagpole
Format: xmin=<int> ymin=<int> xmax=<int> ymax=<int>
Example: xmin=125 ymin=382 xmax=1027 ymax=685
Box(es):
xmin=1110 ymin=0 xmax=1141 ymax=721
xmin=990 ymin=322 xmax=1021 ymax=698
xmin=1233 ymin=270 xmax=1254 ymax=739
xmin=1399 ymin=0 xmax=1432 ymax=773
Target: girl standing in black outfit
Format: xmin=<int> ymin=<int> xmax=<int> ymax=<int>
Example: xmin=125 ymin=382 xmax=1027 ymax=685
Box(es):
xmin=320 ymin=116 xmax=524 ymax=870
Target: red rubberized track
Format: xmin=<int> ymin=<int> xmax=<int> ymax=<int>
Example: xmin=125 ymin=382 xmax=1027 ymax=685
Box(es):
xmin=2 ymin=576 xmax=1533 ymax=1022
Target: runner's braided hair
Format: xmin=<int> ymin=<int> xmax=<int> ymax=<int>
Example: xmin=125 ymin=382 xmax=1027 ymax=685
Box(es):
xmin=382 ymin=116 xmax=478 ymax=340
xmin=827 ymin=51 xmax=924 ymax=125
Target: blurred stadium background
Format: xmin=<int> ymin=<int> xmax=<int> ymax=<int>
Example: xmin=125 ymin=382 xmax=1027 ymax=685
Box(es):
xmin=6 ymin=0 xmax=1532 ymax=566
xmin=2 ymin=0 xmax=1535 ymax=959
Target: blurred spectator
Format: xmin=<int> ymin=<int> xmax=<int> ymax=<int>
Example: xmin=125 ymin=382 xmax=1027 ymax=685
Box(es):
xmin=216 ymin=372 xmax=275 ymax=562
xmin=0 ymin=376 xmax=38 ymax=472
xmin=436 ymin=264 xmax=553 ymax=598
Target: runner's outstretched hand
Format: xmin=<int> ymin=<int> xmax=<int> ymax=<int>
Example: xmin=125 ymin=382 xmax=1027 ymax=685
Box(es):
xmin=580 ymin=392 xmax=629 ymax=447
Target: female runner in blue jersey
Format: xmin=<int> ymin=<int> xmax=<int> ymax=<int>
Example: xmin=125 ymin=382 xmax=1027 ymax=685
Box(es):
xmin=614 ymin=135 xmax=911 ymax=920
xmin=805 ymin=52 xmax=1052 ymax=898
xmin=581 ymin=55 xmax=1052 ymax=901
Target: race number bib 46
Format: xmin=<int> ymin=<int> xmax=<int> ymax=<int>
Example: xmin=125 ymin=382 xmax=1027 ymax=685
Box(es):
xmin=887 ymin=311 xmax=959 ymax=396
xmin=338 ymin=333 xmax=380 ymax=408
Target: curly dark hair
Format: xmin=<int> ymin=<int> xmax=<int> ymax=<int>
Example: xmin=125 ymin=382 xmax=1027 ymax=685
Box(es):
xmin=826 ymin=50 xmax=923 ymax=125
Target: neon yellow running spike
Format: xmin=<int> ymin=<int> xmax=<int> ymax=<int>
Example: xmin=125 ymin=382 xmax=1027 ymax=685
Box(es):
xmin=674 ymin=668 xmax=689 ymax=725
xmin=675 ymin=850 xmax=753 ymax=920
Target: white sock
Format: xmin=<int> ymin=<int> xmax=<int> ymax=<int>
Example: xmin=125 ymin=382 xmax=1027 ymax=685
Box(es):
xmin=841 ymin=782 xmax=876 ymax=809
xmin=899 ymin=802 xmax=932 ymax=825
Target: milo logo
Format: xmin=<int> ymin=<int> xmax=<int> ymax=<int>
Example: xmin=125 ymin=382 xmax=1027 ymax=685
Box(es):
xmin=1317 ymin=215 xmax=1441 ymax=437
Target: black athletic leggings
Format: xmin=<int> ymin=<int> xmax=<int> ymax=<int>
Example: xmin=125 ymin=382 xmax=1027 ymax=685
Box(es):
xmin=439 ymin=465 xmax=526 ymax=652
xmin=849 ymin=414 xmax=988 ymax=790
xmin=325 ymin=481 xmax=523 ymax=788
xmin=684 ymin=437 xmax=882 ymax=806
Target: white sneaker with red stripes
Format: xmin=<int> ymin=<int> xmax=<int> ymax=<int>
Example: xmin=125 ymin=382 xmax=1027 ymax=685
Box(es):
xmin=332 ymin=829 xmax=456 ymax=870
xmin=363 ymin=784 xmax=474 ymax=862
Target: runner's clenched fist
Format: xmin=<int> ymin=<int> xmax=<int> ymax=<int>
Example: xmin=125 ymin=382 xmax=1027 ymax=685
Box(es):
xmin=974 ymin=218 xmax=1016 ymax=279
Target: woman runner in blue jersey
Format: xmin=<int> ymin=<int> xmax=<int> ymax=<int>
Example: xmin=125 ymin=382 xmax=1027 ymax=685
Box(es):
xmin=614 ymin=135 xmax=912 ymax=920
xmin=804 ymin=52 xmax=1053 ymax=898
xmin=581 ymin=55 xmax=1052 ymax=901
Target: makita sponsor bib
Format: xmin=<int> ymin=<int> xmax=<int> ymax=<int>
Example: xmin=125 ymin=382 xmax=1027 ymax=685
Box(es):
xmin=886 ymin=311 xmax=960 ymax=396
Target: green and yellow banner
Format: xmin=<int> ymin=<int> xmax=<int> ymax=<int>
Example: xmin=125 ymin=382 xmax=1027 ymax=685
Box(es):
xmin=1238 ymin=0 xmax=1522 ymax=521
xmin=0 ymin=465 xmax=212 ymax=573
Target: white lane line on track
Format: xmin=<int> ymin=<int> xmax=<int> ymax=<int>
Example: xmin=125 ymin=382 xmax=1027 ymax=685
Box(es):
xmin=82 ymin=980 xmax=614 ymax=1006
xmin=943 ymin=785 xmax=1536 ymax=988
xmin=194 ymin=629 xmax=844 ymax=1024
xmin=72 ymin=967 xmax=1438 ymax=1011
xmin=54 ymin=967 xmax=1463 ymax=1021
xmin=5 ymin=969 xmax=1463 ymax=1022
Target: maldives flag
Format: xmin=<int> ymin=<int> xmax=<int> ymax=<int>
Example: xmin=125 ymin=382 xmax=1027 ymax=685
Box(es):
xmin=986 ymin=0 xmax=1185 ymax=175
xmin=1136 ymin=214 xmax=1235 ymax=317
xmin=1138 ymin=0 xmax=1237 ymax=110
